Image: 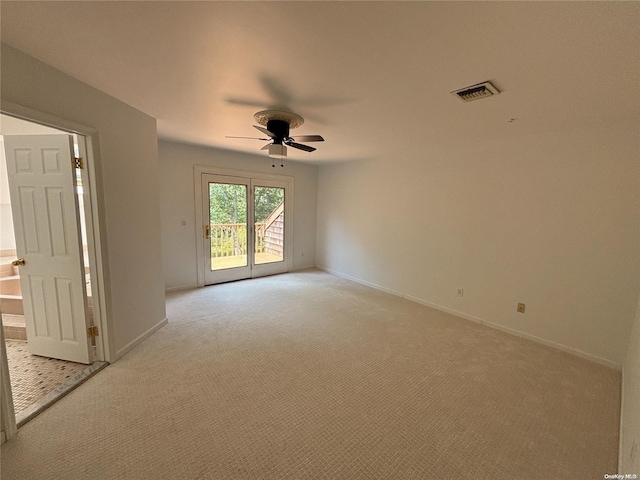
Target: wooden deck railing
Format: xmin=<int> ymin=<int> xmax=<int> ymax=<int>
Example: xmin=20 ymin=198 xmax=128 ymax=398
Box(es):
xmin=211 ymin=203 xmax=285 ymax=259
xmin=210 ymin=223 xmax=269 ymax=258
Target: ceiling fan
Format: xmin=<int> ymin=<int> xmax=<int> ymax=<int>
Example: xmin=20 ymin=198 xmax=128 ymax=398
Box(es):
xmin=226 ymin=110 xmax=324 ymax=166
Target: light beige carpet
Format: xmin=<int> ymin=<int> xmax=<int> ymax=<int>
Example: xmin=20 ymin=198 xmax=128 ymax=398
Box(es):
xmin=0 ymin=269 xmax=620 ymax=479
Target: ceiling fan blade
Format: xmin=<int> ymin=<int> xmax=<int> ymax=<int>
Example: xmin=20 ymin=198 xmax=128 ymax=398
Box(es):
xmin=290 ymin=135 xmax=324 ymax=142
xmin=226 ymin=136 xmax=270 ymax=141
xmin=260 ymin=143 xmax=271 ymax=150
xmin=225 ymin=97 xmax=269 ymax=108
xmin=253 ymin=125 xmax=276 ymax=138
xmin=286 ymin=141 xmax=316 ymax=153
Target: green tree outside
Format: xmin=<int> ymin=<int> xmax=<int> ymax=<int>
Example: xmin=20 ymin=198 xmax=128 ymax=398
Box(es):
xmin=208 ymin=184 xmax=284 ymax=258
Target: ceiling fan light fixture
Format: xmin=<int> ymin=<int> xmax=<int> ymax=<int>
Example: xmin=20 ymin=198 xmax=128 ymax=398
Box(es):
xmin=268 ymin=144 xmax=287 ymax=159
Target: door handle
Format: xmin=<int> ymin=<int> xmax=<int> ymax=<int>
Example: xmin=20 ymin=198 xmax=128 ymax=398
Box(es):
xmin=12 ymin=258 xmax=25 ymax=266
xmin=204 ymin=225 xmax=210 ymax=239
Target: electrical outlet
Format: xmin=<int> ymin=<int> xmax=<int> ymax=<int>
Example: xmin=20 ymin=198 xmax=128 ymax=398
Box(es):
xmin=456 ymin=288 xmax=464 ymax=297
xmin=517 ymin=303 xmax=526 ymax=313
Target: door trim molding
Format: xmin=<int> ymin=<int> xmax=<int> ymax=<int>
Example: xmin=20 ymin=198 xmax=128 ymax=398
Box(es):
xmin=193 ymin=165 xmax=294 ymax=287
xmin=0 ymin=101 xmax=113 ymax=363
xmin=0 ymin=321 xmax=17 ymax=443
xmin=1 ymin=101 xmax=98 ymax=136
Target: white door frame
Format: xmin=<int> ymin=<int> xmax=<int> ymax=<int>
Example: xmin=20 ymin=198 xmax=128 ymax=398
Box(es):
xmin=201 ymin=173 xmax=253 ymax=284
xmin=0 ymin=102 xmax=113 ymax=441
xmin=1 ymin=102 xmax=113 ymax=362
xmin=1 ymin=316 xmax=17 ymax=444
xmin=194 ymin=165 xmax=294 ymax=287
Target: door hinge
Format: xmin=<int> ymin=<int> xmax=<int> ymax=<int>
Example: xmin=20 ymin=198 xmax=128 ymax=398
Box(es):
xmin=87 ymin=326 xmax=99 ymax=337
xmin=73 ymin=157 xmax=84 ymax=169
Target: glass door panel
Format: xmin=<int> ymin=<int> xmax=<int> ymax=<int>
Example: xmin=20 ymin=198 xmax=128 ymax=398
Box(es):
xmin=202 ymin=174 xmax=252 ymax=285
xmin=201 ymin=173 xmax=290 ymax=285
xmin=254 ymin=186 xmax=285 ymax=265
xmin=209 ymin=182 xmax=248 ymax=271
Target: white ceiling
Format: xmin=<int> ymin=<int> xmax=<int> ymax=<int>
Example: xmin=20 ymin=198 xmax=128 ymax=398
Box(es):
xmin=1 ymin=1 xmax=638 ymax=164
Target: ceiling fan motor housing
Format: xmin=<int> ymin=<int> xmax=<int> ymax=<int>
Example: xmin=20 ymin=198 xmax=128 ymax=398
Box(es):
xmin=266 ymin=119 xmax=290 ymax=144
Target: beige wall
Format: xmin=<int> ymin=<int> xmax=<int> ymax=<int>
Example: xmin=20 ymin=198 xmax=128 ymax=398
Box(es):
xmin=1 ymin=44 xmax=167 ymax=359
xmin=316 ymin=121 xmax=640 ymax=367
xmin=158 ymin=140 xmax=318 ymax=290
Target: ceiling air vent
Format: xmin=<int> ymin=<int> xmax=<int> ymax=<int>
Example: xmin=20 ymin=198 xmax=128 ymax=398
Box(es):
xmin=451 ymin=81 xmax=500 ymax=102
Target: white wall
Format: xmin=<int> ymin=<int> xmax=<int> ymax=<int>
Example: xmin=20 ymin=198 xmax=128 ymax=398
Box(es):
xmin=158 ymin=140 xmax=318 ymax=290
xmin=1 ymin=43 xmax=167 ymax=359
xmin=316 ymin=121 xmax=640 ymax=367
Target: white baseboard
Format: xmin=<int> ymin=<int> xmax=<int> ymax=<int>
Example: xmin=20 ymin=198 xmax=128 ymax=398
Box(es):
xmin=316 ymin=266 xmax=622 ymax=371
xmin=116 ymin=317 xmax=168 ymax=360
xmin=291 ymin=264 xmax=317 ymax=272
xmin=317 ymin=266 xmax=406 ymax=298
xmin=165 ymin=284 xmax=199 ymax=293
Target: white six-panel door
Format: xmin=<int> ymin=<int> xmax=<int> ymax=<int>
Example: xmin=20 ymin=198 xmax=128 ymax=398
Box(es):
xmin=3 ymin=134 xmax=91 ymax=364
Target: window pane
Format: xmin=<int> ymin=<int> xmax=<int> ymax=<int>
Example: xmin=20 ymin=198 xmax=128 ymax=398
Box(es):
xmin=254 ymin=186 xmax=284 ymax=265
xmin=209 ymin=182 xmax=247 ymax=270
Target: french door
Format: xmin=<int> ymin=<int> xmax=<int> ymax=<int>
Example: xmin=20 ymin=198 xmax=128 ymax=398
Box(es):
xmin=201 ymin=173 xmax=290 ymax=285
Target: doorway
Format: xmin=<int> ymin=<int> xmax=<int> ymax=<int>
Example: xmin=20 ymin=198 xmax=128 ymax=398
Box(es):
xmin=0 ymin=113 xmax=107 ymax=428
xmin=196 ymin=167 xmax=293 ymax=286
